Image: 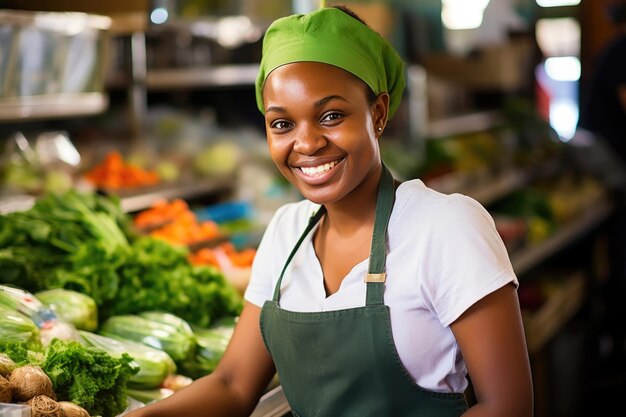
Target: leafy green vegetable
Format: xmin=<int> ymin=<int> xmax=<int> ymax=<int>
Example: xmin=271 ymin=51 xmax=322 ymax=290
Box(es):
xmin=0 ymin=340 xmax=44 ymax=366
xmin=101 ymin=238 xmax=242 ymax=327
xmin=41 ymin=338 xmax=137 ymax=417
xmin=79 ymin=330 xmax=176 ymax=389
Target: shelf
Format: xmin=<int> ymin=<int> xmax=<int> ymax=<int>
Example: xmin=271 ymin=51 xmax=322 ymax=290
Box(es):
xmin=510 ymin=197 xmax=613 ymax=276
xmin=146 ymin=64 xmax=260 ymax=90
xmin=427 ymin=110 xmax=505 ymax=139
xmin=250 ymin=386 xmax=290 ymax=417
xmin=0 ymin=178 xmax=234 ymax=214
xmin=428 ymin=169 xmax=528 ymax=207
xmin=523 ymin=271 xmax=586 ymax=354
xmin=0 ymin=93 xmax=109 ymax=122
xmin=113 ymin=177 xmax=234 ymax=213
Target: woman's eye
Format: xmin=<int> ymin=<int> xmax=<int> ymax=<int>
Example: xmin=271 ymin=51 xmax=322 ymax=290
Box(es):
xmin=321 ymin=112 xmax=344 ymax=123
xmin=270 ymin=120 xmax=293 ymax=130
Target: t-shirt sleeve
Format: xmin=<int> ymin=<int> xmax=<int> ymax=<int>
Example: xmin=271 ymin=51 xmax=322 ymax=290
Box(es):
xmin=422 ymin=194 xmax=518 ymax=327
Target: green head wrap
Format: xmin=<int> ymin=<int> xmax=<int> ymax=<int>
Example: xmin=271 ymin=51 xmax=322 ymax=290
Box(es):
xmin=255 ymin=7 xmax=406 ymax=118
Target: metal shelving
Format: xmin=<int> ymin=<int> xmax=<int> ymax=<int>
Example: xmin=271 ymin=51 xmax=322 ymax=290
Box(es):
xmin=0 ymin=93 xmax=109 ymax=122
xmin=146 ymin=64 xmax=260 ymax=90
xmin=113 ymin=176 xmax=234 ymax=213
xmin=510 ymin=197 xmax=613 ymax=276
xmin=523 ymin=271 xmax=586 ymax=355
xmin=428 ymin=168 xmax=529 ymax=207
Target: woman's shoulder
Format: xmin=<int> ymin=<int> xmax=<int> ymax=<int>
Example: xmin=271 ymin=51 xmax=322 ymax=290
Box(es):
xmin=396 ymin=179 xmax=490 ymax=223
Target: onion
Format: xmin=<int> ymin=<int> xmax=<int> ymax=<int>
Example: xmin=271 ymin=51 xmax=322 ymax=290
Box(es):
xmin=8 ymin=365 xmax=56 ymax=402
xmin=0 ymin=374 xmax=12 ymax=403
xmin=26 ymin=395 xmax=64 ymax=417
xmin=0 ymin=354 xmax=16 ymax=376
xmin=59 ymin=401 xmax=90 ymax=417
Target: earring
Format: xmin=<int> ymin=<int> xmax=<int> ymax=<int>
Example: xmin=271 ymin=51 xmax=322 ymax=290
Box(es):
xmin=377 ymin=127 xmax=383 ymax=132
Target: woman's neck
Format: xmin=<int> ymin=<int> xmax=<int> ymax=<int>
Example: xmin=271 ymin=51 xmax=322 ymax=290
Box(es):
xmin=321 ymin=164 xmax=381 ymax=237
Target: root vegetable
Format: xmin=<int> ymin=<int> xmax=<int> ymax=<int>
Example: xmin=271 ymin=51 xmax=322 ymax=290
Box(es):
xmin=59 ymin=401 xmax=91 ymax=417
xmin=0 ymin=374 xmax=12 ymax=403
xmin=0 ymin=354 xmax=16 ymax=376
xmin=27 ymin=395 xmax=64 ymax=417
xmin=9 ymin=365 xmax=56 ymax=401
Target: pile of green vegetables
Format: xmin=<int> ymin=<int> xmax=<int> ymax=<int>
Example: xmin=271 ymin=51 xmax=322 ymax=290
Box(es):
xmin=0 ymin=190 xmax=242 ymax=327
xmin=1 ymin=339 xmax=137 ymax=417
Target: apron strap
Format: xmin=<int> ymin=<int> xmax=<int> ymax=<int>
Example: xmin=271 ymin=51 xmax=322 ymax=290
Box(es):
xmin=365 ymin=164 xmax=395 ymax=306
xmin=272 ymin=163 xmax=396 ymax=306
xmin=273 ymin=206 xmax=327 ymax=302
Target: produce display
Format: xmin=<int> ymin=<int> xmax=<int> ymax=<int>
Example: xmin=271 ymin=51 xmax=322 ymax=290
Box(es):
xmin=180 ymin=318 xmax=236 ymax=379
xmin=78 ymin=331 xmax=176 ymax=390
xmin=0 ymin=132 xmax=79 ymax=196
xmin=134 ymin=199 xmax=223 ymax=246
xmin=0 ymin=191 xmax=241 ymax=327
xmin=36 ymin=289 xmax=98 ymax=332
xmin=188 ymin=242 xmax=256 ymax=269
xmin=84 ymin=151 xmax=161 ymax=190
xmin=100 ymin=313 xmax=196 ymax=363
xmin=0 ymin=340 xmax=137 ymax=417
xmin=490 ymin=174 xmax=607 ymax=250
xmin=0 ymin=189 xmax=246 ymax=414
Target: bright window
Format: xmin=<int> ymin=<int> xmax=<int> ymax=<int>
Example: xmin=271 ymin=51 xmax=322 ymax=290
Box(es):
xmin=442 ymin=0 xmax=491 ymax=30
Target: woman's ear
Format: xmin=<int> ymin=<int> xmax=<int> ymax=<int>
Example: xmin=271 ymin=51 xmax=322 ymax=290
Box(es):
xmin=372 ymin=92 xmax=390 ymax=136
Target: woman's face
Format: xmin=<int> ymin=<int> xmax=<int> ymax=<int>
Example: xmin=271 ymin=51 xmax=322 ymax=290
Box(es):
xmin=262 ymin=62 xmax=388 ymax=205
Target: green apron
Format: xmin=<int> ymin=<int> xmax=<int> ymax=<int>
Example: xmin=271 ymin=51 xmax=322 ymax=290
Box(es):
xmin=260 ymin=165 xmax=468 ymax=417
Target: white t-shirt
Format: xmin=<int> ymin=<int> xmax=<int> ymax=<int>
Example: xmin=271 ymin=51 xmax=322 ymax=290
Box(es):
xmin=245 ymin=179 xmax=518 ymax=393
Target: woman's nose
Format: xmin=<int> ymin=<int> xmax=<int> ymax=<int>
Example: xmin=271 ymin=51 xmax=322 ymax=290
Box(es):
xmin=293 ymin=123 xmax=327 ymax=154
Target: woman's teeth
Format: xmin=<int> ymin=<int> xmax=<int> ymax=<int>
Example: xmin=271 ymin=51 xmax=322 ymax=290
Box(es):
xmin=300 ymin=160 xmax=338 ymax=176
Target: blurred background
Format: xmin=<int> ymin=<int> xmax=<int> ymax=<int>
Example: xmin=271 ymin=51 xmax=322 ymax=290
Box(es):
xmin=1 ymin=1 xmax=625 ymax=416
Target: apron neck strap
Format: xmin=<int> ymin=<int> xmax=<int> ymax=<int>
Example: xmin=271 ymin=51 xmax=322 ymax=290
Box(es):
xmin=272 ymin=164 xmax=396 ymax=305
xmin=273 ymin=205 xmax=327 ymax=302
xmin=365 ymin=163 xmax=395 ymax=305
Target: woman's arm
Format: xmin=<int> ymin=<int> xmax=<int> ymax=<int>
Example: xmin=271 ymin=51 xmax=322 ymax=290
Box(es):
xmin=451 ymin=283 xmax=534 ymax=417
xmin=125 ymin=302 xmax=276 ymax=417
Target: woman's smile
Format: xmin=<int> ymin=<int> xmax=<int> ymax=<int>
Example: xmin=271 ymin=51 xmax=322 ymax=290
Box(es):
xmin=294 ymin=158 xmax=345 ymax=184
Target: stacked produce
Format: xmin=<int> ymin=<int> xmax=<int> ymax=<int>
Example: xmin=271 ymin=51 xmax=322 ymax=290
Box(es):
xmin=133 ymin=199 xmax=258 ymax=294
xmin=0 ymin=190 xmax=241 ymax=327
xmin=490 ymin=173 xmax=607 ymax=250
xmin=0 ymin=286 xmax=80 ymax=345
xmin=0 ymin=190 xmax=245 ymax=412
xmin=188 ymin=242 xmax=256 ymax=269
xmin=35 ymin=289 xmax=98 ymax=332
xmin=180 ymin=318 xmax=236 ymax=379
xmin=84 ymin=151 xmax=160 ymax=190
xmin=133 ymin=199 xmax=223 ymax=247
xmin=0 ymin=339 xmax=137 ymax=417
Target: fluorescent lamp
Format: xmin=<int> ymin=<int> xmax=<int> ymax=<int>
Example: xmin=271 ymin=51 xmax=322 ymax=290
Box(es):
xmin=536 ymin=0 xmax=580 ymax=7
xmin=442 ymin=0 xmax=491 ymax=30
xmin=545 ymin=56 xmax=581 ymax=81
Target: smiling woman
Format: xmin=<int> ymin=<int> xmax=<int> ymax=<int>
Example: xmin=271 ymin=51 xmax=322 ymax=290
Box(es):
xmin=125 ymin=6 xmax=533 ymax=417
